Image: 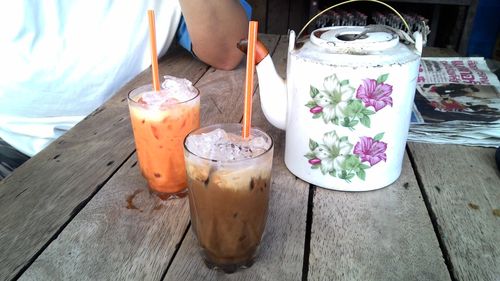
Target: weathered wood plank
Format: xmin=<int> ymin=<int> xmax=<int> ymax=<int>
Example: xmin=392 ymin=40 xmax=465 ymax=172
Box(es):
xmin=408 ymin=143 xmax=500 ymax=281
xmin=19 ymin=154 xmax=190 ymax=281
xmin=16 ymin=34 xmax=281 ymax=281
xmin=247 ymin=0 xmax=268 ymax=33
xmin=163 ymin=94 xmax=308 ymax=281
xmin=309 ymin=154 xmax=451 ymax=280
xmin=423 ymin=47 xmax=458 ymax=57
xmin=416 ymin=46 xmax=499 ymax=280
xmin=0 ymin=47 xmax=209 ymax=281
xmin=288 ymin=0 xmax=309 ymax=34
xmin=458 ymin=0 xmax=479 ymax=55
xmin=266 ymin=0 xmax=290 ymax=35
xmin=164 ymin=35 xmax=309 ymax=280
xmin=386 ymin=0 xmax=472 ymax=4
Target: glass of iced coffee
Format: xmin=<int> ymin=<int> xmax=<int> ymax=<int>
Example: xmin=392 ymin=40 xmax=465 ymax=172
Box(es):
xmin=183 ymin=123 xmax=274 ymax=273
xmin=128 ymin=76 xmax=200 ymax=199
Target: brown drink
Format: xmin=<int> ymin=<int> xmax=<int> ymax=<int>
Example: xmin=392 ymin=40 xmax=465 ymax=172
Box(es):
xmin=184 ymin=123 xmax=274 ymax=273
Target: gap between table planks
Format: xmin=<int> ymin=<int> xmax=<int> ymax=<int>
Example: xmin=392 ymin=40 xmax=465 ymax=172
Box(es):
xmin=0 ymin=47 xmax=208 ymax=281
xmin=409 ymin=48 xmax=500 ymax=281
xmin=407 ymin=143 xmax=500 ymax=281
xmin=5 ymin=34 xmax=496 ymax=281
xmin=307 ymin=49 xmax=454 ymax=280
xmin=163 ymin=35 xmax=309 ymax=281
xmin=18 ymin=34 xmax=306 ymax=280
xmin=308 ymin=152 xmax=451 ymax=280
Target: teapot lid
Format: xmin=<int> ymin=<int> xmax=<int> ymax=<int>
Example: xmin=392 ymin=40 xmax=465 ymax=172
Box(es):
xmin=295 ymin=26 xmax=420 ymax=66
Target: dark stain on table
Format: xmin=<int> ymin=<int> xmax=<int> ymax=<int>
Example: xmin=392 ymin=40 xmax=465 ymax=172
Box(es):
xmin=152 ymin=204 xmax=163 ymax=211
xmin=15 ymin=187 xmax=29 ymax=199
xmin=90 ymin=106 xmax=106 ymax=117
xmin=468 ymin=203 xmax=479 ymax=210
xmin=126 ymin=189 xmax=143 ymax=211
xmin=492 ymin=209 xmax=500 ymax=217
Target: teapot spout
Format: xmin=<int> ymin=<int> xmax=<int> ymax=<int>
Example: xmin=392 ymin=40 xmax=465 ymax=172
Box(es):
xmin=256 ymin=54 xmax=287 ymax=130
xmin=237 ymin=39 xmax=287 ymax=130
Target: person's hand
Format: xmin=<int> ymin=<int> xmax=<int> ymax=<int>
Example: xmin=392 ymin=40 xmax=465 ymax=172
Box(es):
xmin=179 ymin=0 xmax=248 ymax=70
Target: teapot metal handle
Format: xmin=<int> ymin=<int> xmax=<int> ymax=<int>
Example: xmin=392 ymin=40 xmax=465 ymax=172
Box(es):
xmin=297 ymin=0 xmax=410 ymax=39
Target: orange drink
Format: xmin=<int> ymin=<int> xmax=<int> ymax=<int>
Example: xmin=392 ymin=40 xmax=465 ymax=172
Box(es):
xmin=128 ymin=78 xmax=200 ymax=199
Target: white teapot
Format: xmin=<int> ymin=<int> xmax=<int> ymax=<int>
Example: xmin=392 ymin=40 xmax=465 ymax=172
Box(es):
xmin=243 ymin=24 xmax=424 ymax=191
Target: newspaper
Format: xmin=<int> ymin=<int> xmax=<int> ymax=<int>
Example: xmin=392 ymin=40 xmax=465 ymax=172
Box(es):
xmin=409 ymin=57 xmax=500 ymax=147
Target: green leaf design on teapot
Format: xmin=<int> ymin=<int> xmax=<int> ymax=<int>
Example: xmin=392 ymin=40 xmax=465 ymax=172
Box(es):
xmin=305 ymin=131 xmax=388 ymax=183
xmin=305 ymin=73 xmax=393 ymax=130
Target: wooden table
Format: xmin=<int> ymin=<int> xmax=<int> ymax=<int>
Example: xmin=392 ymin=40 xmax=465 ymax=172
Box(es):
xmin=1 ymin=34 xmax=498 ymax=281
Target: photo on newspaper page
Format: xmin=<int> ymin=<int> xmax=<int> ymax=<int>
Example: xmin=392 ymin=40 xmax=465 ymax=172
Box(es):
xmin=411 ymin=57 xmax=500 ymax=125
xmin=413 ymin=83 xmax=500 ymax=123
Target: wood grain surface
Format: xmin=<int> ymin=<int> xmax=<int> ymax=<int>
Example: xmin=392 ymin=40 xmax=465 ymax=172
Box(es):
xmin=266 ymin=0 xmax=290 ymax=35
xmin=408 ymin=143 xmax=500 ymax=281
xmin=247 ymin=0 xmax=268 ymax=33
xmin=2 ymin=32 xmax=499 ymax=281
xmin=0 ymin=47 xmax=208 ymax=281
xmin=413 ymin=47 xmax=499 ymax=281
xmin=163 ymin=90 xmax=309 ymax=281
xmin=164 ymin=35 xmax=309 ymax=280
xmin=19 ymin=154 xmax=190 ymax=281
xmin=17 ymin=34 xmax=282 ymax=281
xmin=308 ymin=153 xmax=451 ymax=280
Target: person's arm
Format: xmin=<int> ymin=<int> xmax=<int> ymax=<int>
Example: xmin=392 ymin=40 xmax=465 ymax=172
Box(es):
xmin=178 ymin=0 xmax=249 ymax=70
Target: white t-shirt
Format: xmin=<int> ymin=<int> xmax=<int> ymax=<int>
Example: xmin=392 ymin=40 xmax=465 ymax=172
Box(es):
xmin=0 ymin=1 xmax=182 ymax=156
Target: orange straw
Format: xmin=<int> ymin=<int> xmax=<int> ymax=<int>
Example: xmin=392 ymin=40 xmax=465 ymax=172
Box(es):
xmin=147 ymin=10 xmax=161 ymax=92
xmin=242 ymin=21 xmax=258 ymax=139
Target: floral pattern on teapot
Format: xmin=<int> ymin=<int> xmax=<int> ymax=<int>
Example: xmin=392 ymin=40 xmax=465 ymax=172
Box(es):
xmin=305 ymin=132 xmax=387 ymax=182
xmin=305 ymin=73 xmax=393 ymax=129
xmin=304 ymin=73 xmax=393 ymax=182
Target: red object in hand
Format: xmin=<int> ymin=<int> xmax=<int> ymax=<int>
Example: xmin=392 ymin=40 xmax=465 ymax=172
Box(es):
xmin=237 ymin=39 xmax=269 ymax=65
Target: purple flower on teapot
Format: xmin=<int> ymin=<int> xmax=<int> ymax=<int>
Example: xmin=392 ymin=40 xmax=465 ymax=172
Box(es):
xmin=353 ymin=136 xmax=387 ymax=166
xmin=356 ymin=78 xmax=393 ymax=112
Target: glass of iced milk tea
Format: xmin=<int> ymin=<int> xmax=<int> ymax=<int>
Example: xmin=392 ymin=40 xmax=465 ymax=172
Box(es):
xmin=128 ymin=76 xmax=200 ymax=199
xmin=184 ymin=123 xmax=274 ymax=273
